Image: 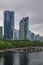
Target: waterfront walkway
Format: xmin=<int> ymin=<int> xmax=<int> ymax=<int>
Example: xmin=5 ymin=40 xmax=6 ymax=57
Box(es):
xmin=0 ymin=47 xmax=43 ymax=53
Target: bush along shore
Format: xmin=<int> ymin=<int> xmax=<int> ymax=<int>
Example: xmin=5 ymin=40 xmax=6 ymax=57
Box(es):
xmin=0 ymin=40 xmax=43 ymax=49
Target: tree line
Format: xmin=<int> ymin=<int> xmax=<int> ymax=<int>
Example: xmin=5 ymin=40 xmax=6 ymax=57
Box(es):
xmin=0 ymin=40 xmax=43 ymax=49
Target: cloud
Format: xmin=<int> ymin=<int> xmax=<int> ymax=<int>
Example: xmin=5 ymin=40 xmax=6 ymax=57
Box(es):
xmin=0 ymin=0 xmax=43 ymax=35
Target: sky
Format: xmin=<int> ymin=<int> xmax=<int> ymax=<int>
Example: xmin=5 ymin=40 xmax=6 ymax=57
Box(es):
xmin=0 ymin=0 xmax=43 ymax=36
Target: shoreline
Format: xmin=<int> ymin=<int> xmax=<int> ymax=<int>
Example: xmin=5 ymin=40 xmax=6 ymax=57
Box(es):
xmin=0 ymin=47 xmax=43 ymax=53
xmin=0 ymin=47 xmax=43 ymax=56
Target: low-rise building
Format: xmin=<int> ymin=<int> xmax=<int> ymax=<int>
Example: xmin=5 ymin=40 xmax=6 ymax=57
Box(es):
xmin=14 ymin=29 xmax=19 ymax=40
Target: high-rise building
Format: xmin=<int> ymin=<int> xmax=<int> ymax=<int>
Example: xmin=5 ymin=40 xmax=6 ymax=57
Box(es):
xmin=31 ymin=32 xmax=35 ymax=41
xmin=0 ymin=27 xmax=3 ymax=39
xmin=19 ymin=17 xmax=29 ymax=40
xmin=28 ymin=31 xmax=31 ymax=41
xmin=4 ymin=10 xmax=14 ymax=40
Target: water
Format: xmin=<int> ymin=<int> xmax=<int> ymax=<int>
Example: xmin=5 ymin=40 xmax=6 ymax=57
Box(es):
xmin=0 ymin=52 xmax=43 ymax=65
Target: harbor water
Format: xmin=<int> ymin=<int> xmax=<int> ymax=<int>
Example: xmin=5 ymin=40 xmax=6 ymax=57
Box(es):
xmin=0 ymin=52 xmax=43 ymax=65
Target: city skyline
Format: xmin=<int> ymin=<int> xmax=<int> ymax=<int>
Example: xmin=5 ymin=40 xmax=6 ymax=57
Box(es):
xmin=0 ymin=10 xmax=43 ymax=41
xmin=0 ymin=0 xmax=43 ymax=35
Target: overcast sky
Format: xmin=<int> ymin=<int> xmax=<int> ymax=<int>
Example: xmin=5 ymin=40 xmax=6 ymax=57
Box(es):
xmin=0 ymin=0 xmax=43 ymax=36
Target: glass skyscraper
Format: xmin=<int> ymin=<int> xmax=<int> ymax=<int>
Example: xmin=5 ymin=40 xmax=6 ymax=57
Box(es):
xmin=4 ymin=10 xmax=14 ymax=40
xmin=19 ymin=17 xmax=29 ymax=40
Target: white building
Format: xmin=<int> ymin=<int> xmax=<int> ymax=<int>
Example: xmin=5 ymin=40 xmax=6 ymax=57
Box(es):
xmin=14 ymin=29 xmax=19 ymax=40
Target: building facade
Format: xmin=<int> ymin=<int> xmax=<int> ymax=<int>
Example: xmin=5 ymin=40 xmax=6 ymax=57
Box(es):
xmin=16 ymin=30 xmax=19 ymax=40
xmin=0 ymin=27 xmax=3 ymax=39
xmin=14 ymin=29 xmax=19 ymax=40
xmin=41 ymin=36 xmax=43 ymax=41
xmin=28 ymin=31 xmax=31 ymax=41
xmin=31 ymin=32 xmax=35 ymax=41
xmin=4 ymin=10 xmax=14 ymax=40
xmin=19 ymin=17 xmax=29 ymax=40
xmin=35 ymin=34 xmax=42 ymax=41
xmin=35 ymin=34 xmax=40 ymax=41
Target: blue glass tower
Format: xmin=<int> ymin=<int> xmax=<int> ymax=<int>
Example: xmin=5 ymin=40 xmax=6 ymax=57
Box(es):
xmin=4 ymin=10 xmax=14 ymax=40
xmin=19 ymin=17 xmax=29 ymax=40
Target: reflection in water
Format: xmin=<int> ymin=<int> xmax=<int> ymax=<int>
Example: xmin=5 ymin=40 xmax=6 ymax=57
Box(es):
xmin=13 ymin=53 xmax=20 ymax=65
xmin=28 ymin=52 xmax=43 ymax=65
xmin=0 ymin=52 xmax=43 ymax=65
xmin=4 ymin=51 xmax=14 ymax=65
xmin=20 ymin=53 xmax=28 ymax=65
xmin=0 ymin=57 xmax=4 ymax=65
